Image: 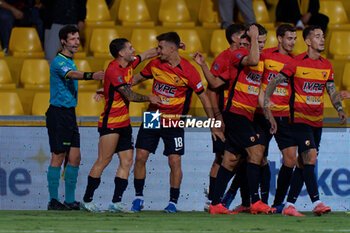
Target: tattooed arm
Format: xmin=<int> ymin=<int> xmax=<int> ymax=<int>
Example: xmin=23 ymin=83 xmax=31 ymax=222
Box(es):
xmin=262 ymin=73 xmax=289 ymax=133
xmin=117 ymin=85 xmax=161 ymax=104
xmin=326 ymin=81 xmax=347 ymax=124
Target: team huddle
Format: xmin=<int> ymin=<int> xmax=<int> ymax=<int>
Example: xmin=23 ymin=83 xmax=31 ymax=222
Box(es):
xmin=45 ymin=24 xmax=347 ymax=216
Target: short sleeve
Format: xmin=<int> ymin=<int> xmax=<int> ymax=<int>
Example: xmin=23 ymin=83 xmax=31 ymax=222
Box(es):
xmin=327 ymin=65 xmax=334 ymax=82
xmin=280 ymin=59 xmax=297 ymax=78
xmin=131 ymin=55 xmax=142 ymax=69
xmin=230 ymin=47 xmax=249 ymax=67
xmin=54 ymin=60 xmax=73 ymax=79
xmin=140 ymin=59 xmax=155 ymax=79
xmin=187 ymin=67 xmax=204 ymax=94
xmin=218 ymin=69 xmax=231 ymax=83
xmin=108 ymin=69 xmax=127 ymax=89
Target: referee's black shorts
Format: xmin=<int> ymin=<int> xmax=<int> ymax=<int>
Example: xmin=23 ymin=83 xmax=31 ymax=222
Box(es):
xmin=46 ymin=105 xmax=80 ymax=153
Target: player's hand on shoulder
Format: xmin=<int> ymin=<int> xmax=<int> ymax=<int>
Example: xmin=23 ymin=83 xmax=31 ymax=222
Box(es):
xmin=193 ymin=52 xmax=205 ymax=66
xmin=339 ymin=90 xmax=350 ymax=100
xmin=148 ymin=94 xmax=162 ymax=105
xmin=338 ymin=110 xmax=347 ymax=125
xmin=92 ymin=71 xmax=105 ymax=80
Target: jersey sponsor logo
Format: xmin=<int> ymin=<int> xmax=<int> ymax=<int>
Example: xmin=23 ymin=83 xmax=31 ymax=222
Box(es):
xmin=273 ymin=87 xmax=287 ymax=96
xmin=303 ymin=72 xmax=310 ymax=75
xmin=246 ymin=72 xmax=262 ymax=85
xmin=269 ymin=65 xmax=276 ymax=68
xmin=154 ymin=82 xmax=177 ymax=97
xmin=302 ymin=82 xmax=325 ymax=94
xmin=267 ymin=73 xmax=288 ymax=86
xmin=306 ymin=96 xmax=322 ymax=105
xmin=247 ymin=85 xmax=259 ymax=95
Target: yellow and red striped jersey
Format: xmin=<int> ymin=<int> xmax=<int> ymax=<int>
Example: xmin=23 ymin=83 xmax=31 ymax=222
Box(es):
xmin=280 ymin=52 xmax=334 ymax=127
xmin=210 ymin=48 xmax=239 ymax=113
xmin=257 ymin=47 xmax=295 ymax=117
xmin=225 ymin=48 xmax=264 ymax=121
xmin=98 ymin=56 xmax=141 ymax=128
xmin=141 ymin=57 xmax=204 ymax=123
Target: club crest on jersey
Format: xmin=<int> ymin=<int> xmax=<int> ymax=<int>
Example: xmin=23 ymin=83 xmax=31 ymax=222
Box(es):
xmin=174 ymin=76 xmax=181 ymax=83
xmin=302 ymin=82 xmax=325 ymax=93
xmin=213 ymin=63 xmax=220 ymax=71
xmin=250 ymin=136 xmax=255 ymax=142
xmin=305 ymin=140 xmax=311 ymax=146
xmin=154 ymin=82 xmax=177 ymax=97
xmin=322 ymin=71 xmax=328 ymax=78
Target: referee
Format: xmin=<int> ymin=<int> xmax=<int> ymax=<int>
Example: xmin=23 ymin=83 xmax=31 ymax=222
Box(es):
xmin=46 ymin=25 xmax=104 ymax=210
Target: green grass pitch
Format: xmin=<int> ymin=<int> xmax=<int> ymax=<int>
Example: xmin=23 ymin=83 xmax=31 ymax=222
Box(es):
xmin=0 ymin=211 xmax=349 ymax=233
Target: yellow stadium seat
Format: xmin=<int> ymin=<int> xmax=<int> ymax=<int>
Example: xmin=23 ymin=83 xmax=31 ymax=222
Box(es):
xmin=20 ymin=59 xmax=50 ymax=89
xmin=89 ymin=28 xmax=118 ymax=58
xmin=74 ymin=44 xmax=87 ymax=59
xmin=188 ymin=94 xmax=206 ymax=117
xmin=76 ymin=92 xmax=105 ymax=116
xmin=0 ymin=92 xmax=24 ymax=115
xmin=129 ymin=102 xmax=149 ymax=117
xmin=292 ymin=31 xmax=308 ymax=56
xmin=238 ymin=0 xmax=274 ymax=29
xmin=109 ymin=0 xmax=121 ymax=21
xmin=118 ymin=0 xmax=155 ymax=27
xmin=264 ymin=30 xmax=278 ymax=49
xmin=342 ymin=63 xmax=350 ymax=91
xmin=74 ymin=60 xmax=99 ymax=90
xmin=329 ymin=31 xmax=350 ymax=60
xmin=210 ymin=30 xmax=229 ymax=58
xmin=319 ymin=1 xmax=350 ymax=30
xmin=31 ymin=92 xmax=50 ymax=116
xmin=176 ymin=29 xmax=205 ymax=57
xmin=131 ymin=29 xmax=158 ymax=54
xmin=198 ymin=0 xmax=221 ymax=28
xmin=0 ymin=60 xmax=16 ymax=89
xmin=86 ymin=0 xmax=115 ymax=26
xmin=8 ymin=27 xmax=44 ymax=58
xmin=159 ymin=0 xmax=195 ymax=27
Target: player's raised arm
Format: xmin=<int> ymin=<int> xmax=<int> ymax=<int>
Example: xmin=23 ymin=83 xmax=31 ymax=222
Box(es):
xmin=240 ymin=25 xmax=259 ymax=67
xmin=193 ymin=52 xmax=226 ymax=89
xmin=138 ymin=47 xmax=159 ymax=61
xmin=326 ymin=81 xmax=346 ymax=124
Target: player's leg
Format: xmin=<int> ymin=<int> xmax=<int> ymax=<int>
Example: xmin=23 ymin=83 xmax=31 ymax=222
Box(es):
xmin=209 ymin=149 xmax=241 ymax=214
xmin=206 ymin=153 xmax=222 ymax=206
xmin=82 ymin=132 xmax=119 ymax=212
xmin=273 ymin=146 xmax=297 ymax=211
xmin=132 ymin=125 xmax=158 ymax=211
xmin=283 ymin=155 xmax=305 ymax=216
xmin=109 ymin=149 xmax=134 ymax=213
xmin=260 ymin=156 xmax=270 ymax=204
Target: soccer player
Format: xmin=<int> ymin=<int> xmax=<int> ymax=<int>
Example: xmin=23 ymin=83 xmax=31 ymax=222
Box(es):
xmin=203 ymin=23 xmax=246 ymax=212
xmin=81 ymin=38 xmax=161 ymax=213
xmin=46 ymin=25 xmax=104 ymax=210
xmin=254 ymin=24 xmax=298 ymax=211
xmin=196 ymin=24 xmax=274 ymax=215
xmin=130 ymin=32 xmax=223 ymax=213
xmin=264 ymin=25 xmax=346 ymax=216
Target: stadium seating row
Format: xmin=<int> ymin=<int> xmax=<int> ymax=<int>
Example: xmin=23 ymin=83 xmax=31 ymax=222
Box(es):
xmin=88 ymin=0 xmax=350 ymax=30
xmin=4 ymin=26 xmax=350 ymax=60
